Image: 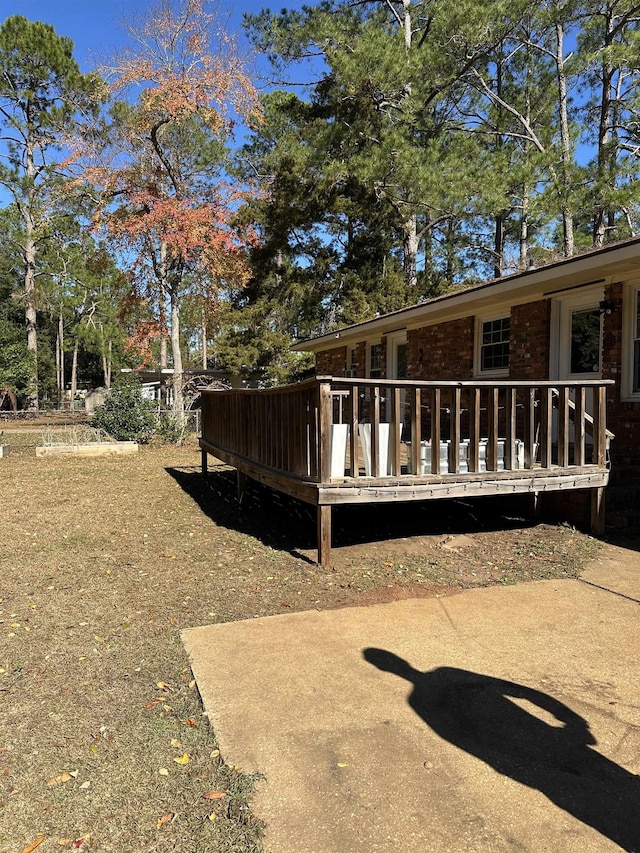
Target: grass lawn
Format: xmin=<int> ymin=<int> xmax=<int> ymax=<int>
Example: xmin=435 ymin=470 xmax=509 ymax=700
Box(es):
xmin=0 ymin=430 xmax=600 ymax=851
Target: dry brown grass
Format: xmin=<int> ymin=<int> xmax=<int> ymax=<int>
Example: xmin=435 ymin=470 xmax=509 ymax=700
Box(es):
xmin=0 ymin=430 xmax=600 ymax=851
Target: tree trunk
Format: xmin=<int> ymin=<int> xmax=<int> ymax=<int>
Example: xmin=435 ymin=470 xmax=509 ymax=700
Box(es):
xmin=70 ymin=340 xmax=79 ymax=409
xmin=158 ymin=240 xmax=169 ymax=407
xmin=24 ymin=213 xmax=38 ymax=410
xmin=555 ymin=21 xmax=574 ymax=256
xmin=101 ymin=329 xmax=112 ymax=389
xmin=494 ymin=214 xmax=504 ymax=279
xmin=24 ymin=125 xmax=39 ymax=410
xmin=170 ymin=285 xmax=184 ymax=425
xmin=201 ymin=307 xmax=207 ymax=370
xmin=593 ymin=8 xmax=615 ymax=248
xmin=57 ymin=309 xmax=65 ymax=398
xmin=402 ymin=214 xmax=419 ymax=288
xmin=519 ymin=185 xmax=529 ymax=271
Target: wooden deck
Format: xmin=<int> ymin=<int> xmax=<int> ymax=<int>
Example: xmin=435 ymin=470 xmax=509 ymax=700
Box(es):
xmin=199 ymin=377 xmax=614 ymax=566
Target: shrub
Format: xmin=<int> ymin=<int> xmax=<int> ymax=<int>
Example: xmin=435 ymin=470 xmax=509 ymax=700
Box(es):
xmin=156 ymin=412 xmax=189 ymax=444
xmin=91 ymin=375 xmax=158 ymax=443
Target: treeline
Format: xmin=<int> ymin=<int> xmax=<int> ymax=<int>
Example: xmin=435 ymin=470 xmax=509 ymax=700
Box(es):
xmin=1 ymin=0 xmax=638 ymax=406
xmin=217 ymin=0 xmax=640 ymax=377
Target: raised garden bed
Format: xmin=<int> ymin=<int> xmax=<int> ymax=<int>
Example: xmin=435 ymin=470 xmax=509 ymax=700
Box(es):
xmin=34 ymin=425 xmax=138 ymax=457
xmin=35 ymin=441 xmax=138 ymax=457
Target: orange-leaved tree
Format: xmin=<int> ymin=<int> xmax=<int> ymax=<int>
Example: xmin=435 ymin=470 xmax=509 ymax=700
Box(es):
xmin=76 ymin=0 xmax=260 ymax=422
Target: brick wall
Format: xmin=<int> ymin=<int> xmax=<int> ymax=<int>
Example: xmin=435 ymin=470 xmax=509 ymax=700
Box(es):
xmin=354 ymin=342 xmax=366 ymax=377
xmin=599 ymin=282 xmax=640 ymax=467
xmin=509 ymin=300 xmax=551 ymax=380
xmin=407 ymin=318 xmax=474 ymax=380
xmin=316 ymin=346 xmax=347 ymax=376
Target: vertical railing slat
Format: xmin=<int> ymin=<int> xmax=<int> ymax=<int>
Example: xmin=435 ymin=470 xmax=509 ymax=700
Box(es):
xmin=486 ymin=387 xmax=498 ymax=471
xmin=575 ymin=386 xmax=586 ymax=466
xmin=411 ymin=387 xmax=421 ymax=476
xmin=505 ymin=387 xmax=516 ymax=470
xmin=392 ymin=387 xmax=401 ymax=476
xmin=524 ymin=387 xmax=536 ymax=469
xmin=430 ymin=387 xmax=441 ymax=474
xmin=540 ymin=387 xmax=553 ymax=469
xmin=557 ymin=386 xmax=569 ymax=467
xmin=350 ymin=386 xmax=359 ymax=477
xmin=469 ymin=387 xmax=480 ymax=473
xmin=449 ymin=386 xmax=461 ymax=474
xmin=593 ymin=385 xmax=607 ymax=467
xmin=371 ymin=385 xmax=380 ymax=478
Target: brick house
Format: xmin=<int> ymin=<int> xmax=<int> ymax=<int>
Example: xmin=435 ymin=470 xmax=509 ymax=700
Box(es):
xmin=295 ymin=236 xmax=640 ymax=533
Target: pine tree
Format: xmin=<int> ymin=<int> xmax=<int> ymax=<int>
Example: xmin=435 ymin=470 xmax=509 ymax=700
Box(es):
xmin=0 ymin=15 xmax=101 ymax=408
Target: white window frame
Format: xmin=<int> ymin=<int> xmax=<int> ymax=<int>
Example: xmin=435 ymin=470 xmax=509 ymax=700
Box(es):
xmin=474 ymin=312 xmax=511 ymax=378
xmin=552 ymin=289 xmax=604 ymax=381
xmin=386 ymin=330 xmax=408 ymax=380
xmin=622 ymin=280 xmax=640 ymax=401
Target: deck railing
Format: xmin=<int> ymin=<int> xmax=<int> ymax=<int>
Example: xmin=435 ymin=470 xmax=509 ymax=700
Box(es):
xmin=200 ymin=376 xmax=614 ymax=485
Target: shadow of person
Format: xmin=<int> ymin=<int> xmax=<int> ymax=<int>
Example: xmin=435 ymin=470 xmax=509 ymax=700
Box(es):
xmin=363 ymin=649 xmax=639 ymax=852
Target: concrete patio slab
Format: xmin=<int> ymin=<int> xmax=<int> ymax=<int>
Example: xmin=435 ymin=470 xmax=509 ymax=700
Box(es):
xmin=182 ymin=547 xmax=640 ymax=853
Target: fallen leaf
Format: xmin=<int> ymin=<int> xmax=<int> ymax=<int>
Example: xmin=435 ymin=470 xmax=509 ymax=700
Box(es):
xmin=337 ymin=762 xmax=348 ymax=768
xmin=157 ymin=812 xmax=173 ymax=829
xmin=144 ymin=700 xmax=160 ymax=709
xmin=210 ymin=749 xmax=220 ymax=759
xmin=22 ymin=838 xmax=45 ymax=853
xmin=174 ymin=752 xmax=190 ymax=765
xmin=170 ymin=738 xmax=183 ymax=748
xmin=208 ymin=811 xmax=217 ymax=822
xmin=158 ymin=768 xmax=169 ymax=776
xmin=182 ymin=717 xmax=197 ymax=727
xmin=47 ymin=772 xmax=72 ymax=786
xmin=71 ymin=837 xmax=91 ymax=849
xmin=58 ymin=841 xmax=71 ymax=847
xmin=156 ymin=681 xmax=173 ymax=691
xmin=79 ymin=781 xmax=91 ymax=790
xmin=203 ymin=790 xmax=226 ymax=800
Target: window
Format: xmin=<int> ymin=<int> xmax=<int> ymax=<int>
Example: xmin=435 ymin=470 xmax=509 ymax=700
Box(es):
xmin=347 ymin=346 xmax=358 ymax=378
xmin=395 ymin=343 xmax=408 ymax=380
xmin=570 ymin=308 xmax=601 ymax=374
xmin=369 ymin=343 xmax=382 ymax=378
xmin=479 ymin=317 xmax=510 ymax=373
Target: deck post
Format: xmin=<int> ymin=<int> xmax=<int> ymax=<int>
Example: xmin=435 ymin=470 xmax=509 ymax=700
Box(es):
xmin=201 ymin=448 xmax=208 ymax=480
xmin=318 ymin=379 xmax=332 ymax=484
xmin=317 ymin=504 xmax=332 ymax=567
xmin=237 ymin=469 xmax=247 ymax=502
xmin=591 ymin=487 xmax=605 ymax=536
xmin=531 ymin=491 xmax=542 ymax=519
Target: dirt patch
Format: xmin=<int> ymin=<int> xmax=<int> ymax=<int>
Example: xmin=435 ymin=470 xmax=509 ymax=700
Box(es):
xmin=0 ymin=434 xmax=602 ymax=851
